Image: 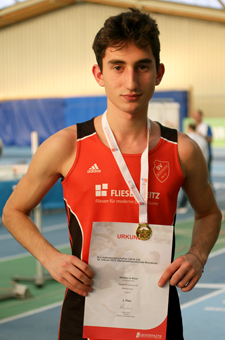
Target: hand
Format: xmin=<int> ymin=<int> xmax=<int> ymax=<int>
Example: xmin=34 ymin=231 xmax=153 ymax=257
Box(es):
xmin=46 ymin=252 xmax=94 ymax=296
xmin=158 ymin=253 xmax=204 ymax=292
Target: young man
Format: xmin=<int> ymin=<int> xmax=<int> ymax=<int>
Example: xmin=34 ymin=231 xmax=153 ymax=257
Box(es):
xmin=3 ymin=8 xmax=221 ymax=340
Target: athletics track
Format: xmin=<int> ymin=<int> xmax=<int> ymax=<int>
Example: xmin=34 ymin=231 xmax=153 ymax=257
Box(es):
xmin=0 ymin=147 xmax=224 ymax=339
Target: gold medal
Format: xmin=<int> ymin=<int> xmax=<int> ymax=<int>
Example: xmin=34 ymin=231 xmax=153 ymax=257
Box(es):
xmin=136 ymin=223 xmax=152 ymax=240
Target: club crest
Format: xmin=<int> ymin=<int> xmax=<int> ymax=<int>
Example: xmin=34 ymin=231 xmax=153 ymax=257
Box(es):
xmin=153 ymin=160 xmax=170 ymax=183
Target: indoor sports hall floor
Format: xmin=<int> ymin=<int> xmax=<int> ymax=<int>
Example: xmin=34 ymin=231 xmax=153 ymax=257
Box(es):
xmin=0 ymin=147 xmax=225 ymax=340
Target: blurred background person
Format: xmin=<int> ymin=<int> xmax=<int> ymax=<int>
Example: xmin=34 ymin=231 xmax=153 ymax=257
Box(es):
xmin=188 ymin=123 xmax=209 ymax=162
xmin=0 ymin=137 xmax=3 ymax=159
xmin=193 ymin=109 xmax=213 ymax=187
xmin=177 ymin=123 xmax=209 ymax=213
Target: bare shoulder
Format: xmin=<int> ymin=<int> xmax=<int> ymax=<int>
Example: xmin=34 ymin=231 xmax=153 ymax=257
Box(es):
xmin=30 ymin=125 xmax=77 ymax=178
xmin=177 ymin=131 xmax=206 ymax=179
xmin=42 ymin=125 xmax=77 ymax=154
xmin=3 ymin=125 xmax=78 ymax=214
xmin=178 ymin=131 xmax=198 ymax=158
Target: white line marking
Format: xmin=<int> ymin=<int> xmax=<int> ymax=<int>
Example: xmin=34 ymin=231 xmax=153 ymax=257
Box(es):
xmin=42 ymin=223 xmax=67 ymax=232
xmin=0 ymin=301 xmax=62 ymax=324
xmin=0 ymin=243 xmax=70 ymax=262
xmin=181 ymin=289 xmax=225 ymax=310
xmin=214 ymin=182 xmax=225 ymax=189
xmin=175 ymin=229 xmax=192 ymax=236
xmin=213 ymin=172 xmax=225 ymax=177
xmin=196 ymin=283 xmax=225 ymax=289
xmin=205 ymin=307 xmax=225 ymax=312
xmin=0 ymin=252 xmax=30 ymax=262
xmin=0 ymin=223 xmax=67 ymax=241
xmin=209 ymin=247 xmax=225 ymax=258
xmin=180 ymin=250 xmax=225 ymax=309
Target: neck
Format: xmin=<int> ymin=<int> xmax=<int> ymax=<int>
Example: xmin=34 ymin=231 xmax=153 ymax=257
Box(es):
xmin=105 ymin=109 xmax=149 ymax=154
xmin=108 ymin=111 xmax=147 ymax=136
xmin=94 ymin=111 xmax=161 ymax=155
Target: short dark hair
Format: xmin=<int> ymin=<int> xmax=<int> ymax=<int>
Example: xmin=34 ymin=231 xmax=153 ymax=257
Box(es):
xmin=188 ymin=123 xmax=197 ymax=131
xmin=92 ymin=8 xmax=161 ymax=72
xmin=197 ymin=109 xmax=203 ymax=116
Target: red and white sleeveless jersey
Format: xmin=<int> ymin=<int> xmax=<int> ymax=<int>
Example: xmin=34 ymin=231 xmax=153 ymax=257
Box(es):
xmin=62 ymin=118 xmax=184 ymax=264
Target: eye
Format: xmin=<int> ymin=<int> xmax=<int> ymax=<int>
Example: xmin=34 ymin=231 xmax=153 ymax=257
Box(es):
xmin=138 ymin=65 xmax=148 ymax=71
xmin=113 ymin=66 xmax=122 ymax=71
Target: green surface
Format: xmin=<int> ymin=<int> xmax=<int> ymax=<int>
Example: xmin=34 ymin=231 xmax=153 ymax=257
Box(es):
xmin=175 ymin=218 xmax=225 ymax=258
xmin=183 ymin=117 xmax=225 ymax=147
xmin=0 ymin=246 xmax=70 ymax=320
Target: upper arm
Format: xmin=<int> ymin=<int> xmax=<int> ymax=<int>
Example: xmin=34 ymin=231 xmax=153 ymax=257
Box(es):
xmin=178 ymin=132 xmax=216 ymax=218
xmin=4 ymin=127 xmax=77 ymax=215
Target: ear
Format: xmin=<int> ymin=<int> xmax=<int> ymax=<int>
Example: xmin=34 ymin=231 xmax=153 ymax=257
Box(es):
xmin=92 ymin=64 xmax=105 ymax=87
xmin=155 ymin=63 xmax=165 ymax=86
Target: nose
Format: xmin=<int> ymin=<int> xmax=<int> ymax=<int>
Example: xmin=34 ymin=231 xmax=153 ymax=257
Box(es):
xmin=125 ymin=69 xmax=138 ymax=91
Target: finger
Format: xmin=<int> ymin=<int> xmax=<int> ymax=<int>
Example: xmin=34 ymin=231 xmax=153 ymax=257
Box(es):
xmin=71 ymin=256 xmax=95 ymax=279
xmin=59 ymin=275 xmax=93 ymax=296
xmin=168 ymin=256 xmax=194 ymax=286
xmin=57 ymin=267 xmax=94 ymax=295
xmin=60 ymin=255 xmax=94 ymax=285
xmin=175 ymin=267 xmax=196 ymax=288
xmin=180 ymin=275 xmax=199 ymax=292
xmin=172 ymin=261 xmax=202 ymax=291
xmin=71 ymin=266 xmax=94 ymax=286
xmin=158 ymin=260 xmax=182 ymax=287
xmin=56 ymin=257 xmax=94 ymax=288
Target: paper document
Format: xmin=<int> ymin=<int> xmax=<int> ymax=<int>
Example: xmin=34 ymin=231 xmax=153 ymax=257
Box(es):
xmin=83 ymin=222 xmax=173 ymax=340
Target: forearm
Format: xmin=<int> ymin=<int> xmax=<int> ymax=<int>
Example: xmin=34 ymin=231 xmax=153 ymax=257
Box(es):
xmin=190 ymin=208 xmax=222 ymax=265
xmin=3 ymin=204 xmax=94 ymax=296
xmin=2 ymin=206 xmax=59 ymax=267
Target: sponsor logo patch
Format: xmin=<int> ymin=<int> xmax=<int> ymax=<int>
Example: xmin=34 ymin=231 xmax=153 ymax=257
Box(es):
xmin=87 ymin=164 xmax=101 ymax=173
xmin=95 ymin=183 xmax=108 ymax=196
xmin=136 ymin=332 xmax=162 ymax=338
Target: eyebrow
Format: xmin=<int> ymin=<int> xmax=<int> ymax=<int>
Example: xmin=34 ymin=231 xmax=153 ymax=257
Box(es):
xmin=108 ymin=58 xmax=153 ymax=65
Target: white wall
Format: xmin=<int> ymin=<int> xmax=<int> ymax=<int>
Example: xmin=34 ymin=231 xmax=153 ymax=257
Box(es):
xmin=157 ymin=13 xmax=225 ymax=117
xmin=0 ymin=3 xmax=224 ymax=117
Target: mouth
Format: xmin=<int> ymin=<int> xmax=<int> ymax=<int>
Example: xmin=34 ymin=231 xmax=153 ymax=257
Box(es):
xmin=122 ymin=94 xmax=142 ymax=101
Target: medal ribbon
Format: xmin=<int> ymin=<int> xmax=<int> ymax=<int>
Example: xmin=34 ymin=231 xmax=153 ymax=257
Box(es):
xmin=102 ymin=111 xmax=150 ymax=224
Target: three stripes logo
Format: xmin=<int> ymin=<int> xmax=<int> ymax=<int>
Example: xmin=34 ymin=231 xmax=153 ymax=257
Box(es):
xmin=87 ymin=163 xmax=101 ymax=173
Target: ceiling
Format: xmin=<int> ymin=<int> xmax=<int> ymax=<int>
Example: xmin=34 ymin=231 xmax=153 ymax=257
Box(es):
xmin=0 ymin=0 xmax=225 ymax=29
xmin=1 ymin=0 xmax=225 ymax=10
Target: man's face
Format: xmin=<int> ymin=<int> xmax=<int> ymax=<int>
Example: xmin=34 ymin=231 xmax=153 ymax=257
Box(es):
xmin=93 ymin=43 xmax=164 ymax=116
xmin=193 ymin=111 xmax=202 ymax=124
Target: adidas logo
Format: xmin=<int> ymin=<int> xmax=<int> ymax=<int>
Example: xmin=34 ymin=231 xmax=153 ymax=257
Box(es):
xmin=87 ymin=163 xmax=101 ymax=173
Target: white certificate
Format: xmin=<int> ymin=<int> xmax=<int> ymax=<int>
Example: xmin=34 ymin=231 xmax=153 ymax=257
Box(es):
xmin=83 ymin=222 xmax=173 ymax=340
